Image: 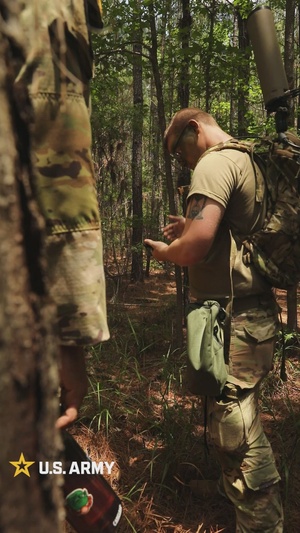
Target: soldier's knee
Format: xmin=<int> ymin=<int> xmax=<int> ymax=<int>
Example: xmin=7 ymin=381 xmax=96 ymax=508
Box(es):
xmin=208 ymin=389 xmax=264 ymax=452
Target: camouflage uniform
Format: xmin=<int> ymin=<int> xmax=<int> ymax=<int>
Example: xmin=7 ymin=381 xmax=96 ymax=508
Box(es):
xmin=17 ymin=0 xmax=109 ymax=344
xmin=186 ymin=147 xmax=284 ymax=531
xmin=207 ymin=296 xmax=283 ymax=532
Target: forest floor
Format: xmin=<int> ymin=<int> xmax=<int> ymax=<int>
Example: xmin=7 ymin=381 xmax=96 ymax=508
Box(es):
xmin=64 ymin=270 xmax=300 ymax=533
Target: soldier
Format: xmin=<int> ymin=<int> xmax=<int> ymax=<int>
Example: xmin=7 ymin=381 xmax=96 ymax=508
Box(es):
xmin=16 ymin=0 xmax=109 ymax=428
xmin=145 ymin=107 xmax=283 ymax=532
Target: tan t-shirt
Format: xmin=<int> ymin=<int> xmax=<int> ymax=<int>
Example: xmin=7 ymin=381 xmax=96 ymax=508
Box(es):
xmin=187 ymin=147 xmax=271 ymax=299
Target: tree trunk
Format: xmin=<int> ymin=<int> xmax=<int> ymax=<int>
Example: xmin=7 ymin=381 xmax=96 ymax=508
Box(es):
xmin=284 ymin=0 xmax=296 ymax=127
xmin=230 ymin=12 xmax=238 ymax=135
xmin=178 ymin=0 xmax=191 ymax=109
xmin=177 ymin=0 xmax=192 ymax=195
xmin=287 ymin=285 xmax=298 ymax=331
xmin=148 ymin=1 xmax=183 ymax=345
xmin=178 ymin=0 xmax=192 ymax=325
xmin=298 ymin=2 xmax=300 ymax=133
xmin=237 ymin=10 xmax=250 ymax=137
xmin=131 ymin=4 xmax=144 ymax=282
xmin=0 ymin=2 xmax=62 ymax=531
xmin=205 ymin=0 xmax=216 ymax=113
xmin=284 ymin=0 xmax=298 ymax=327
xmin=145 ymin=77 xmax=162 ymax=278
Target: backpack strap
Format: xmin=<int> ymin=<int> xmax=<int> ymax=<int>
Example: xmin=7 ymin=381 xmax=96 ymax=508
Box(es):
xmin=201 ymin=139 xmax=265 ymax=203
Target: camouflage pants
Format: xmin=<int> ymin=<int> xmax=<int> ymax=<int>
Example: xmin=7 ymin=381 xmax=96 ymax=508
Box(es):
xmin=207 ymin=300 xmax=283 ymax=532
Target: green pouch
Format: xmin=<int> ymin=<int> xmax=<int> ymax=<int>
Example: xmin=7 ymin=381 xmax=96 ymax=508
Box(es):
xmin=186 ymin=300 xmax=228 ymax=396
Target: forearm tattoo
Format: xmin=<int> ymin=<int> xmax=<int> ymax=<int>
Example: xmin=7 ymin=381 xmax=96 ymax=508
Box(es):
xmin=187 ymin=194 xmax=207 ymax=220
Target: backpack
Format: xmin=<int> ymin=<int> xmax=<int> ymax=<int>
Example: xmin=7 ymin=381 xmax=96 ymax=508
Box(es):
xmin=208 ymin=133 xmax=300 ymax=290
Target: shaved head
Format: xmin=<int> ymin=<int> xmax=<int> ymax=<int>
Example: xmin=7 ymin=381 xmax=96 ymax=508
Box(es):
xmin=164 ymin=108 xmax=218 ymax=153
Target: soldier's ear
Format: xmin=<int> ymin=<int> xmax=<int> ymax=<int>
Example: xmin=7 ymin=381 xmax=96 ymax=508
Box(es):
xmin=189 ymin=118 xmax=202 ymax=135
xmin=188 ymin=119 xmax=201 ymax=134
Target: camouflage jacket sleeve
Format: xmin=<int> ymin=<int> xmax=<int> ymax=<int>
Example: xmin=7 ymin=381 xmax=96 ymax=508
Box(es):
xmin=17 ymin=0 xmax=101 ymax=235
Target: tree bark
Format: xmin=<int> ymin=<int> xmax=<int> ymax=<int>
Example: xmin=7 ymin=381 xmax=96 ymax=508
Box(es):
xmin=178 ymin=0 xmax=192 ymax=325
xmin=284 ymin=0 xmax=298 ymax=328
xmin=230 ymin=12 xmax=238 ymax=134
xmin=178 ymin=0 xmax=191 ymax=109
xmin=284 ymin=0 xmax=296 ymax=126
xmin=0 ymin=2 xmax=62 ymax=531
xmin=148 ymin=1 xmax=183 ymax=345
xmin=205 ymin=0 xmax=216 ymax=113
xmin=298 ymin=2 xmax=300 ymax=133
xmin=287 ymin=285 xmax=298 ymax=331
xmin=131 ymin=2 xmax=144 ymax=282
xmin=237 ymin=10 xmax=250 ymax=137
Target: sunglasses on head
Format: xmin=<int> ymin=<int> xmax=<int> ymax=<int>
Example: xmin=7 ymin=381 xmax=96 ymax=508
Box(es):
xmin=171 ymin=124 xmax=189 ymax=157
xmin=171 ymin=152 xmax=186 ymax=165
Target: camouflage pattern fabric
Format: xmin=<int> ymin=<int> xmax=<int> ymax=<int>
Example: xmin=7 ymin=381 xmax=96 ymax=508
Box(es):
xmin=17 ymin=0 xmax=109 ymax=345
xmin=46 ymin=230 xmax=109 ymax=345
xmin=244 ymin=132 xmax=300 ymax=289
xmin=206 ymin=299 xmax=283 ymax=532
xmin=205 ymin=135 xmax=300 ymax=289
xmin=227 ymin=295 xmax=279 ymax=389
xmin=208 ymin=389 xmax=283 ymax=533
xmin=31 ymin=92 xmax=100 ymax=235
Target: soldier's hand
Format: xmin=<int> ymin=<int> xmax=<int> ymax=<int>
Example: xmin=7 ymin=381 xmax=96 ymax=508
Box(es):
xmin=56 ymin=346 xmax=88 ymax=429
xmin=144 ymin=239 xmax=168 ymax=261
xmin=163 ymin=215 xmax=186 ymax=241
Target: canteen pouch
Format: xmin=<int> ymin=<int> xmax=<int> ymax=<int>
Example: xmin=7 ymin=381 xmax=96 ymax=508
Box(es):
xmin=186 ymin=300 xmax=228 ymax=396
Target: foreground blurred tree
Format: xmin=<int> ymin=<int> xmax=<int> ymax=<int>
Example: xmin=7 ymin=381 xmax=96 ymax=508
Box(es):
xmin=0 ymin=1 xmax=62 ymax=530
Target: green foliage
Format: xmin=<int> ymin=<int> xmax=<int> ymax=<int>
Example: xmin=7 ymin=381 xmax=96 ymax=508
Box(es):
xmin=89 ymin=0 xmax=299 ymax=269
xmin=233 ymin=0 xmax=254 ymax=19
